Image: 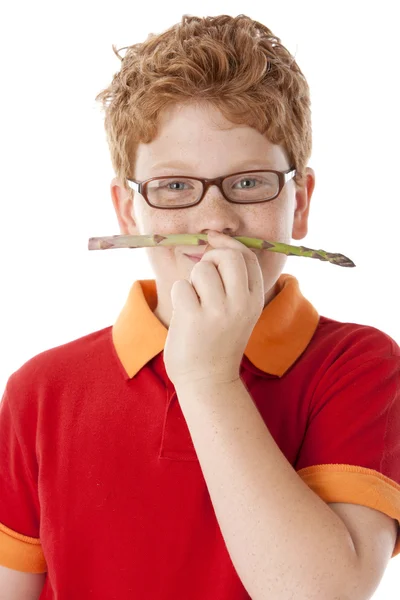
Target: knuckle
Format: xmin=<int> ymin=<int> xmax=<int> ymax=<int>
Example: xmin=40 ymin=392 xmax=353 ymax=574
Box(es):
xmin=197 ymin=260 xmax=213 ymax=267
xmin=227 ymin=249 xmax=242 ymax=260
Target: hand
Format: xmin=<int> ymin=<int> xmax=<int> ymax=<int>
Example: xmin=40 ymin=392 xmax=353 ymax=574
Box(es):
xmin=163 ymin=230 xmax=265 ymax=388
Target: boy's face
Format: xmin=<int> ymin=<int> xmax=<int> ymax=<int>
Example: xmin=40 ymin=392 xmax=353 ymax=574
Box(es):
xmin=111 ymin=102 xmax=315 ymax=328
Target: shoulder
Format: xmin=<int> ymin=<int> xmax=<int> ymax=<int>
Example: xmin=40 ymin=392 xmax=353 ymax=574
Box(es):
xmin=314 ymin=316 xmax=400 ymax=362
xmin=4 ymin=326 xmax=113 ymax=412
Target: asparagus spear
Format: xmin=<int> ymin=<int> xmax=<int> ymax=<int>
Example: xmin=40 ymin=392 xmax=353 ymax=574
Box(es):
xmin=88 ymin=234 xmax=355 ymax=268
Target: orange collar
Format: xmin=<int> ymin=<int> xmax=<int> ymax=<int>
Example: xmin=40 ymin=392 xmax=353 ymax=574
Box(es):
xmin=112 ymin=273 xmax=319 ymax=379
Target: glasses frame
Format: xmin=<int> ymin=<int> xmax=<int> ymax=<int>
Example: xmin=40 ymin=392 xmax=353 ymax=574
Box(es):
xmin=126 ymin=168 xmax=297 ymax=209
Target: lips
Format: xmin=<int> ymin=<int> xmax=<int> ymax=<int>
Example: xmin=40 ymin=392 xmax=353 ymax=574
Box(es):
xmin=185 ymin=254 xmax=203 ymax=263
xmin=185 ymin=250 xmax=259 ymax=261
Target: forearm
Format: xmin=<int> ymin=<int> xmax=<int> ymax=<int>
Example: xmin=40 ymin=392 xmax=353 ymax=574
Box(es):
xmin=175 ymin=377 xmax=358 ymax=600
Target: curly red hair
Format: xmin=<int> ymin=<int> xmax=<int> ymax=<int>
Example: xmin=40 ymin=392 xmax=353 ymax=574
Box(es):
xmin=95 ymin=14 xmax=312 ymax=194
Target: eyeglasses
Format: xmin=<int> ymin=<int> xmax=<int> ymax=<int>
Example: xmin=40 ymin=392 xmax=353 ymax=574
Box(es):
xmin=127 ymin=168 xmax=296 ymax=209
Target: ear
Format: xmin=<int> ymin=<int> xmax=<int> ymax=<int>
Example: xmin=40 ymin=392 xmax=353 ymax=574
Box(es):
xmin=292 ymin=167 xmax=316 ymax=241
xmin=110 ymin=177 xmax=139 ymax=236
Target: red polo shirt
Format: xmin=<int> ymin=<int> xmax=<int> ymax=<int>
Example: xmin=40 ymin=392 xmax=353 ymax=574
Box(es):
xmin=1 ymin=273 xmax=399 ymax=599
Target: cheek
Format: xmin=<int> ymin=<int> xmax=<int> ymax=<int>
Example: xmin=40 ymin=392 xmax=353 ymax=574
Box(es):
xmin=259 ymin=247 xmax=288 ymax=278
xmin=146 ymin=246 xmax=179 ymax=269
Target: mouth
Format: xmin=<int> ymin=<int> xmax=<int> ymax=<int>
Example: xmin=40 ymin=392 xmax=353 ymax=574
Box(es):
xmin=184 ymin=250 xmax=260 ymax=262
xmin=185 ymin=254 xmax=203 ymax=262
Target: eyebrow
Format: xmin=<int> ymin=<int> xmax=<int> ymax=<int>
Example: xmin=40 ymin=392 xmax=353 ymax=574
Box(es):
xmin=150 ymin=159 xmax=275 ymax=172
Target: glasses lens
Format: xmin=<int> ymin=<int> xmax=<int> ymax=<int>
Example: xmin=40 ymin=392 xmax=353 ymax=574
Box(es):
xmin=146 ymin=178 xmax=203 ymax=208
xmin=223 ymin=171 xmax=279 ymax=202
xmin=145 ymin=172 xmax=280 ymax=207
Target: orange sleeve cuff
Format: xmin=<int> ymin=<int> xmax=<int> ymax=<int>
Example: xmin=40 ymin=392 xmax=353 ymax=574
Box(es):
xmin=0 ymin=522 xmax=47 ymax=573
xmin=297 ymin=465 xmax=400 ymax=558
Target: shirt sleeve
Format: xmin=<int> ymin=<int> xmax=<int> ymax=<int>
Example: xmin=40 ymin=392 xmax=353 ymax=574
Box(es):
xmin=295 ymin=330 xmax=400 ymax=558
xmin=0 ymin=383 xmax=47 ymax=572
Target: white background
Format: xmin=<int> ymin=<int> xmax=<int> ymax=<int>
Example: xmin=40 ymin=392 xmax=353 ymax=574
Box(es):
xmin=1 ymin=0 xmax=399 ymax=595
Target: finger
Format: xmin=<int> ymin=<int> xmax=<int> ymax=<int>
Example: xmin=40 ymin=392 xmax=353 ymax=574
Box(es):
xmin=238 ymin=250 xmax=264 ymax=298
xmin=171 ymin=278 xmax=201 ymax=311
xmin=189 ymin=260 xmax=228 ymax=306
xmin=193 ymin=250 xmax=249 ymax=306
xmin=205 ymin=232 xmax=261 ymax=295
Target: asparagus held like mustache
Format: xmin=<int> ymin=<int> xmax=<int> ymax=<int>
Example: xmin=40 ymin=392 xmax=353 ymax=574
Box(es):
xmin=87 ymin=233 xmax=355 ymax=268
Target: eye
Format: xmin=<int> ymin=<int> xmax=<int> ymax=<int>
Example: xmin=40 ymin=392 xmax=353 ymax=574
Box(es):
xmin=155 ymin=180 xmax=194 ymax=190
xmin=234 ymin=178 xmax=259 ymax=189
xmin=167 ymin=181 xmax=190 ymax=190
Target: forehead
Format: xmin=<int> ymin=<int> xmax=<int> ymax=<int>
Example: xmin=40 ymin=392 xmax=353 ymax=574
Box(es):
xmin=134 ymin=102 xmax=289 ymax=176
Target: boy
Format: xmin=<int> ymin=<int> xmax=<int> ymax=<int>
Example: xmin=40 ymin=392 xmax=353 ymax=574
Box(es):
xmin=0 ymin=13 xmax=399 ymax=600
